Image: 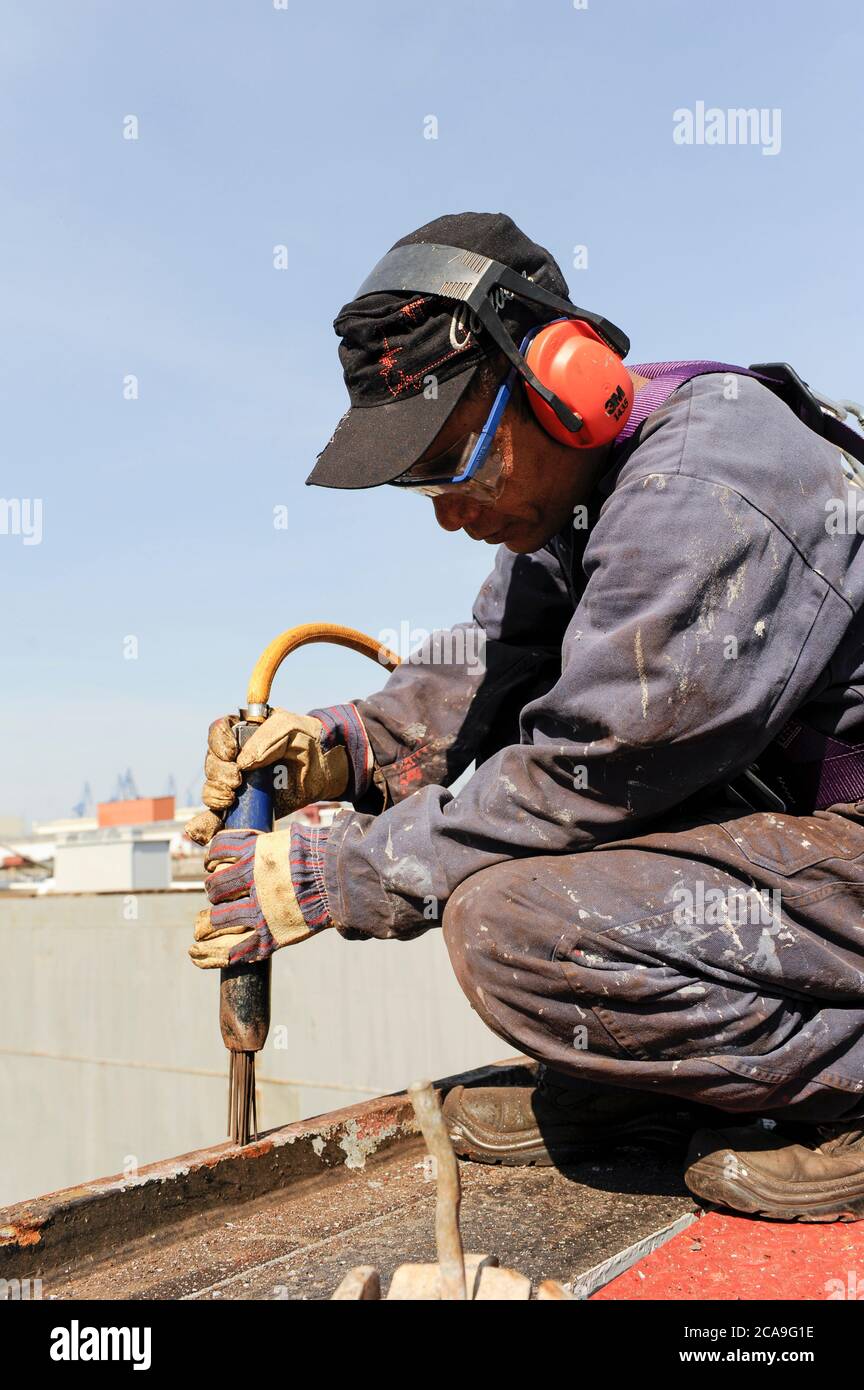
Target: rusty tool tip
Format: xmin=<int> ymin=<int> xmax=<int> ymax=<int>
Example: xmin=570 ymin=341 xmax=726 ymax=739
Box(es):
xmin=228 ymin=1051 xmax=258 ymax=1146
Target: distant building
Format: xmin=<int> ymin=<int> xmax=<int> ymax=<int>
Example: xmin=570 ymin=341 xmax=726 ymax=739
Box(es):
xmin=3 ymin=800 xmax=204 ymax=894
xmin=1 ymin=798 xmax=348 ymax=893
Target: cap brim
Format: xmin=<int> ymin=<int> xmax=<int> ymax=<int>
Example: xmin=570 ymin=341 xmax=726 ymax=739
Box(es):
xmin=306 ymin=366 xmax=479 ymax=489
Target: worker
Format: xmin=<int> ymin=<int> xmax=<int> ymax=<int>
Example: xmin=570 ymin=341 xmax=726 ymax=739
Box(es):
xmin=187 ymin=213 xmax=864 ymax=1223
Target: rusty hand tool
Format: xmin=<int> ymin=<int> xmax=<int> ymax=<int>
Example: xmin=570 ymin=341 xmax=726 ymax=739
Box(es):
xmin=407 ymin=1079 xmax=467 ymax=1299
xmin=332 ymin=1081 xmax=572 ymax=1299
xmin=217 ymin=622 xmax=400 ymax=1146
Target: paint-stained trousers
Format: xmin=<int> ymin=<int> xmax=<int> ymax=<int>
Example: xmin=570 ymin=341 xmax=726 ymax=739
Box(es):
xmin=442 ymin=801 xmax=864 ymax=1123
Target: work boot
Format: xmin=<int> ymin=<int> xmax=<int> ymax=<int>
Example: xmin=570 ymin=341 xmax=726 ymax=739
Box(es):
xmin=442 ymin=1069 xmax=715 ymax=1166
xmin=685 ymin=1121 xmax=864 ymax=1222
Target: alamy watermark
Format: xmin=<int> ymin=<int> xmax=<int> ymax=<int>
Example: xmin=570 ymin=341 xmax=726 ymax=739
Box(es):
xmin=377 ymin=621 xmax=486 ymax=672
xmin=0 ymin=1277 xmax=42 ymax=1300
xmin=673 ymin=101 xmax=781 ymax=157
xmin=672 ymin=882 xmax=781 ymax=926
xmin=825 ymin=1272 xmax=864 ymax=1300
xmin=826 ymin=493 xmax=864 ymax=535
xmin=0 ymin=497 xmax=42 ymax=545
xmin=50 ymin=1322 xmax=151 ymax=1370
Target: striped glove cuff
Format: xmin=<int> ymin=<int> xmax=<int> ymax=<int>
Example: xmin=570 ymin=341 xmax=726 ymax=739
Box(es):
xmin=289 ymin=822 xmax=332 ymax=933
xmin=309 ymin=703 xmax=375 ymax=802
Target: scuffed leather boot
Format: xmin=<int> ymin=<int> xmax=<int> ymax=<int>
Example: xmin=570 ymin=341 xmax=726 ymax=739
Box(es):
xmin=442 ymin=1069 xmax=714 ymax=1166
xmin=685 ymin=1121 xmax=864 ymax=1221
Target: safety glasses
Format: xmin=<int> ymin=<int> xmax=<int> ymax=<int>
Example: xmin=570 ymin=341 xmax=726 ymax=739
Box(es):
xmin=390 ymin=325 xmax=553 ymax=503
xmin=390 ymin=345 xmax=529 ymax=503
xmin=390 ymin=428 xmax=509 ymax=502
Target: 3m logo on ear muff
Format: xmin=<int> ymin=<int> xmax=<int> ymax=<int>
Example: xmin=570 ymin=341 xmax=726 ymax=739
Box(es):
xmin=524 ymin=319 xmax=634 ymax=449
xmin=604 ymin=384 xmax=629 ymax=420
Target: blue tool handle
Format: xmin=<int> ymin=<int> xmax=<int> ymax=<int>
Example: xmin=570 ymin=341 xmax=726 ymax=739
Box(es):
xmin=219 ymin=721 xmax=274 ymax=1052
xmin=225 ymin=715 xmax=275 ymax=832
xmin=224 ymin=766 xmax=274 ymax=834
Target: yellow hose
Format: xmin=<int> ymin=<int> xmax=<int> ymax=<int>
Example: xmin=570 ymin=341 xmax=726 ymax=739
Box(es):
xmin=246 ymin=621 xmax=401 ymax=709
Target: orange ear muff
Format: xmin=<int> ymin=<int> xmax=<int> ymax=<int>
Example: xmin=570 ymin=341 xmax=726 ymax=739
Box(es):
xmin=524 ymin=319 xmax=633 ymax=448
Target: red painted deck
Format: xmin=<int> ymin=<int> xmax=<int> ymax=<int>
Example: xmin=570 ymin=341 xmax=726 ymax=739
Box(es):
xmin=592 ymin=1211 xmax=864 ymax=1301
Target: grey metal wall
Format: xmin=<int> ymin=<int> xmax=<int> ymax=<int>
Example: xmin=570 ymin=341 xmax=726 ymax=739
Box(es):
xmin=0 ymin=891 xmax=508 ymax=1207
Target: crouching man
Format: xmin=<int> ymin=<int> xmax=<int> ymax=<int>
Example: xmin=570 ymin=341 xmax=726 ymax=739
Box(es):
xmin=188 ymin=213 xmax=864 ymax=1222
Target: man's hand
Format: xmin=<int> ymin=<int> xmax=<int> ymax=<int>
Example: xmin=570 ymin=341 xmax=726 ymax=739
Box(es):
xmin=185 ymin=710 xmax=349 ymax=845
xmin=189 ymin=828 xmax=321 ymax=969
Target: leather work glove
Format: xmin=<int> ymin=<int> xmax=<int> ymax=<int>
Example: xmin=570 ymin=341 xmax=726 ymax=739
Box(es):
xmin=189 ymin=828 xmax=319 ymax=969
xmin=185 ymin=710 xmax=349 ymax=845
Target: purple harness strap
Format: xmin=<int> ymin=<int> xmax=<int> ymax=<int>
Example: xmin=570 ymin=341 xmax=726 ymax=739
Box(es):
xmin=612 ymin=359 xmax=864 ymax=813
xmin=616 ymin=360 xmax=760 ymax=444
xmin=767 ymin=721 xmax=864 ymax=813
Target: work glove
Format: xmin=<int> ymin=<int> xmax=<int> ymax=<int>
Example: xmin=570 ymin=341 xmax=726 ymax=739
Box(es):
xmin=185 ymin=710 xmax=349 ymax=846
xmin=189 ymin=828 xmax=319 ymax=969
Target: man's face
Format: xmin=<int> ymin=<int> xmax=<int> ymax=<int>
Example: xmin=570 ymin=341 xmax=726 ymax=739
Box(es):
xmin=411 ymin=375 xmax=613 ymax=555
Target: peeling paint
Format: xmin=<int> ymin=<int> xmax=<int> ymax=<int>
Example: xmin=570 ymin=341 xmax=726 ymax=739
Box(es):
xmin=0 ymin=1223 xmax=42 ymax=1248
xmin=338 ymin=1118 xmax=409 ymax=1171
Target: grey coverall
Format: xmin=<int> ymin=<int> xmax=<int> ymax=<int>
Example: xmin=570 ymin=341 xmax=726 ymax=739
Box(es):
xmin=324 ymin=371 xmax=864 ymax=1122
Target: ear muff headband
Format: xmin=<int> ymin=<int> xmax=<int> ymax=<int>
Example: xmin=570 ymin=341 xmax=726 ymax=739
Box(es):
xmin=354 ymin=242 xmax=630 ymax=440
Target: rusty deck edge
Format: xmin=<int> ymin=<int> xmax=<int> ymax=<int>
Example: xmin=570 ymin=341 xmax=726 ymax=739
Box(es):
xmin=0 ymin=1058 xmax=530 ymax=1277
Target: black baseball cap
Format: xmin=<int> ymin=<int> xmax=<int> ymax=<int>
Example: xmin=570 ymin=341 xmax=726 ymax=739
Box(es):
xmin=306 ymin=212 xmax=573 ymax=490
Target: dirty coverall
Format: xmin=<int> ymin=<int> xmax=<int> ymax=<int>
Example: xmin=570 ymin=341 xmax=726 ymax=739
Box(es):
xmin=298 ymin=369 xmax=864 ymax=1123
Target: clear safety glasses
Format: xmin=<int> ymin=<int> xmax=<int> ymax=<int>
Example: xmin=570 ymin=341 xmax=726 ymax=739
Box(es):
xmin=390 ymin=352 xmax=524 ymax=504
xmin=390 ymin=429 xmax=509 ymax=502
xmin=389 ymin=324 xmax=556 ymax=504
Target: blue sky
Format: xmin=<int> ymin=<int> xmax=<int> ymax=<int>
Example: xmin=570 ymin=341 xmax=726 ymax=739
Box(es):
xmin=2 ymin=0 xmax=861 ymax=823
